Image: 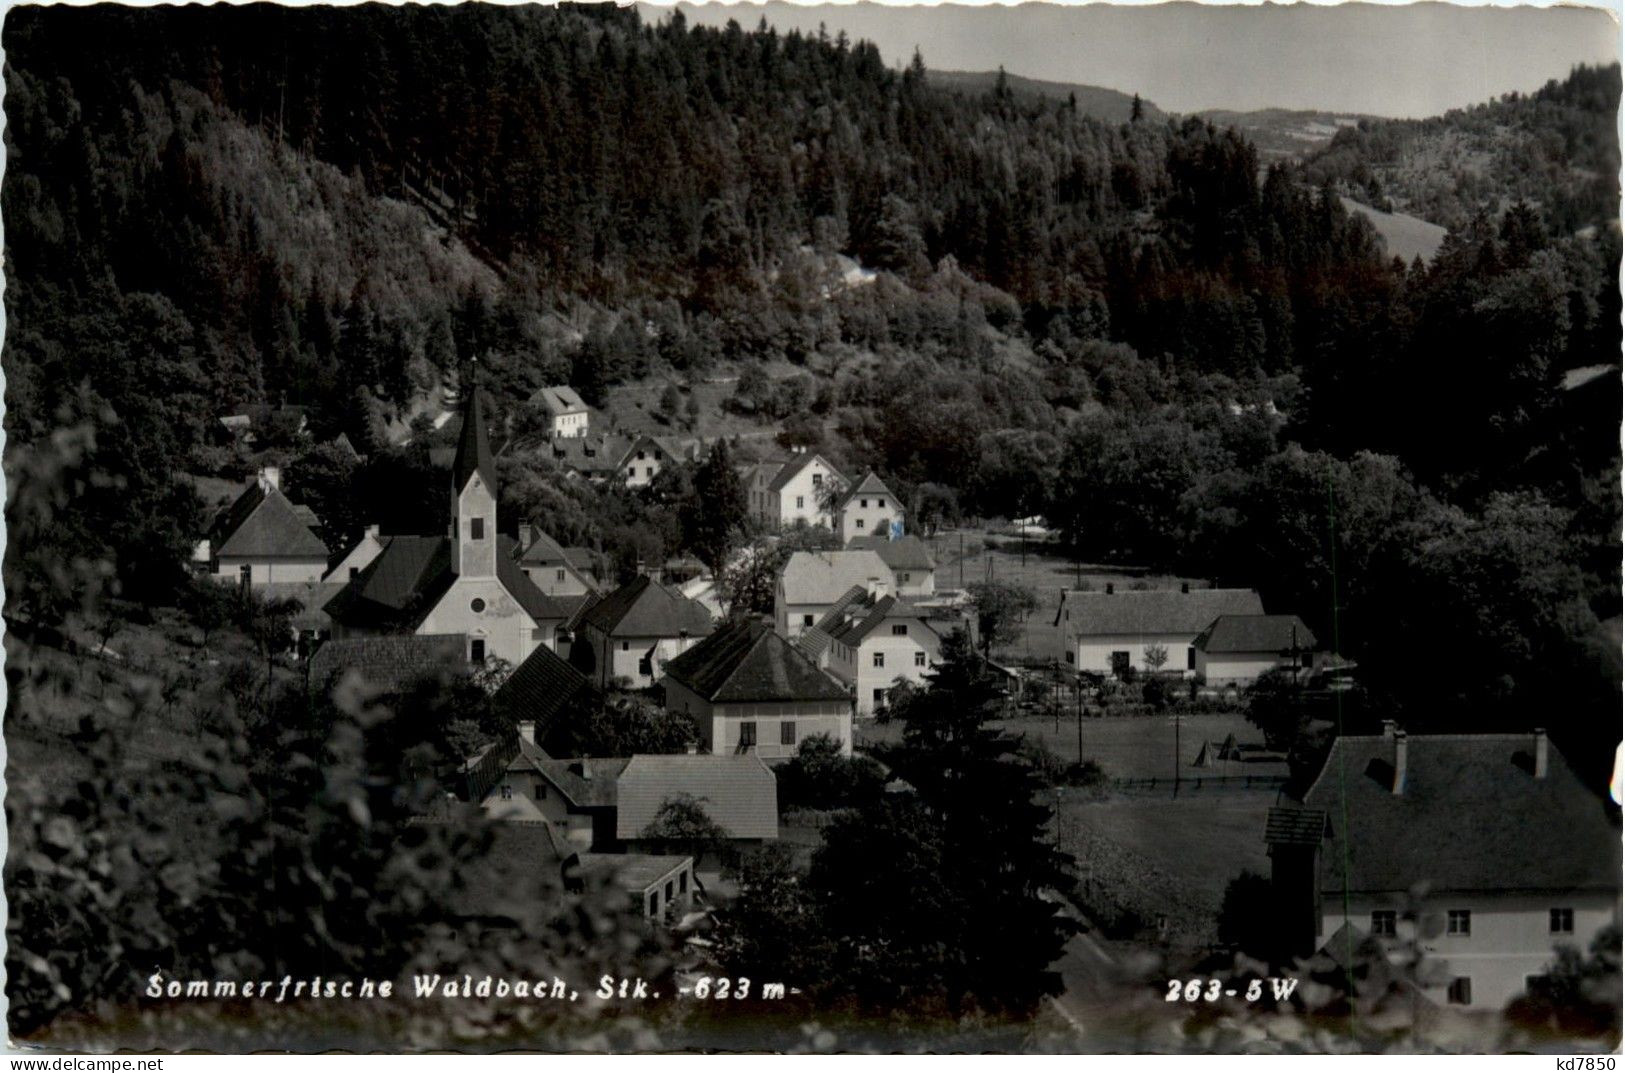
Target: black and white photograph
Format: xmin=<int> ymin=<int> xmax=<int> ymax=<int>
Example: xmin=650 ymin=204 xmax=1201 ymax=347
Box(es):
xmin=2 ymin=0 xmax=1621 ymax=1056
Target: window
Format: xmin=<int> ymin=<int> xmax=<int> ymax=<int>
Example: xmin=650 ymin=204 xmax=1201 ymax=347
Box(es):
xmin=914 ymin=651 xmax=926 ymax=667
xmin=557 ymin=568 xmax=566 ymax=582
xmin=1065 ymin=651 xmax=1075 ymax=664
xmin=665 ymin=880 xmax=675 ymax=906
xmin=622 ymin=641 xmax=630 ymax=652
xmin=873 ymin=688 xmax=886 ymax=706
xmin=892 ymin=624 xmax=908 ymax=636
xmin=855 ymin=518 xmax=866 ymax=531
xmin=1371 ymin=910 xmax=1396 ymax=937
xmin=499 ymin=782 xmax=513 ymax=800
xmin=796 ymin=496 xmax=805 ymax=509
xmin=1551 ymin=908 xmax=1575 ymax=935
xmin=1447 ymin=977 xmax=1473 ymax=1006
xmin=781 ymin=721 xmax=796 ymax=746
xmin=878 ymin=498 xmax=887 ymax=509
xmin=647 ymin=893 xmax=657 ymax=917
xmin=680 ymin=871 xmax=688 ymax=894
xmin=470 ymin=597 xmax=486 ymax=613
xmin=812 ymin=473 xmax=823 ymax=486
xmin=1110 ymin=651 xmax=1132 ymax=675
xmin=873 ymin=652 xmax=885 ymax=668
xmin=645 ymin=466 xmax=653 ymax=478
xmin=740 ymin=722 xmax=757 ymax=747
xmin=1447 ymin=910 xmax=1472 ymax=936
xmin=638 ymin=654 xmax=652 ymax=676
xmin=470 ymin=517 xmax=485 ymax=540
xmin=637 ymin=450 xmax=647 ymax=460
xmin=470 ymin=639 xmax=485 ymax=664
xmin=901 ymin=573 xmax=911 ymax=584
xmin=533 ymin=780 xmax=547 ymax=800
xmin=1187 ymin=647 xmax=1197 ymax=670
xmin=803 ymin=614 xmax=815 ymax=627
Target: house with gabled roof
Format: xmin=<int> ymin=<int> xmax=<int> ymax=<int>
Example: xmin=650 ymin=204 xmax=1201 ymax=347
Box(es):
xmin=480 ymin=731 xmax=628 ymax=850
xmin=798 ymin=585 xmax=945 ymax=716
xmin=529 ymin=384 xmax=590 ymax=439
xmin=1194 ymin=613 xmax=1319 ymax=686
xmin=492 ymin=639 xmax=591 ymax=746
xmin=199 ymin=468 xmax=330 ymax=586
xmin=1266 ymin=725 xmax=1621 ymax=1011
xmin=574 ymin=574 xmax=716 ymax=690
xmin=324 ymin=389 xmax=569 ymax=667
xmin=662 ymin=618 xmax=854 ymax=759
xmin=616 ymin=753 xmax=780 ymax=848
xmin=323 ymin=524 xmax=386 ymax=584
xmin=1054 ymin=585 xmax=1264 ymax=677
xmin=513 ymin=524 xmax=599 ymax=597
xmin=551 ymin=433 xmax=633 ymax=482
xmin=748 ymin=450 xmax=846 ymax=531
xmin=775 ymin=548 xmax=892 ymax=638
xmin=615 ymin=435 xmax=694 ymax=489
xmin=836 ymin=472 xmax=903 ymax=544
xmin=847 ymin=534 xmax=937 ymax=595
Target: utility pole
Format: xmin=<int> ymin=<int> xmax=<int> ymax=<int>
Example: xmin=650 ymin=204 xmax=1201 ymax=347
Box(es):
xmin=1076 ymin=673 xmax=1084 ymax=765
xmin=1172 ymin=713 xmax=1183 ymax=798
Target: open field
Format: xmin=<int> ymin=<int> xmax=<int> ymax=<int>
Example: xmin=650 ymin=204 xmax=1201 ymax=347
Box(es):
xmin=923 ymin=530 xmax=1206 ymax=664
xmin=1340 ymin=196 xmax=1447 ymax=263
xmin=997 ymin=712 xmax=1286 ymax=781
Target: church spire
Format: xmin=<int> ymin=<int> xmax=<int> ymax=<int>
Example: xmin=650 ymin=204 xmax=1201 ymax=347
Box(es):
xmin=450 ymin=379 xmax=496 ymax=497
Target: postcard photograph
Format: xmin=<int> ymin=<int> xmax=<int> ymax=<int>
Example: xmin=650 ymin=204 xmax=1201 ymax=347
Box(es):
xmin=1 ymin=0 xmax=1621 ymax=1055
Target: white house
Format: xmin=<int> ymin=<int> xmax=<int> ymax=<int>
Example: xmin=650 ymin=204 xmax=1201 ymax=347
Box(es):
xmin=1267 ymin=727 xmax=1620 ymax=1012
xmin=1193 ymin=613 xmax=1318 ymax=686
xmin=747 ymin=451 xmax=846 ymax=531
xmin=775 ymin=548 xmax=891 ymax=638
xmin=324 ymin=390 xmax=569 ymax=667
xmin=662 ymin=618 xmax=854 ymax=759
xmin=846 ymin=534 xmax=936 ymax=596
xmin=513 ymin=524 xmax=599 ymax=597
xmin=1054 ymin=585 xmax=1264 ymax=676
xmin=797 ymin=585 xmax=945 ymax=716
xmin=573 ymin=574 xmax=715 ymax=690
xmin=198 ymin=468 xmax=330 ymax=586
xmin=530 ymin=384 xmax=590 ymax=438
xmin=836 ymin=472 xmax=903 ymax=544
xmin=480 ymin=733 xmax=627 ymax=851
xmin=616 ymin=435 xmax=693 ymax=489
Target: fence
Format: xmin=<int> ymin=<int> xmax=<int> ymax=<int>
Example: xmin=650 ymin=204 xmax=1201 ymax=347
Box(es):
xmin=1106 ymin=773 xmax=1288 ymax=796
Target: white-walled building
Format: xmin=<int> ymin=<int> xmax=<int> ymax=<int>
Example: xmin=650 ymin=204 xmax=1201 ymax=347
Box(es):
xmin=323 ymin=524 xmax=385 ymax=584
xmin=199 ymin=468 xmax=330 ymax=586
xmin=574 ymin=574 xmax=715 ymax=690
xmin=836 ymin=472 xmax=903 ymax=544
xmin=798 ymin=586 xmax=945 ymax=716
xmin=1267 ymin=728 xmax=1621 ymax=1012
xmin=1194 ymin=613 xmax=1318 ymax=686
xmin=775 ymin=548 xmax=891 ymax=638
xmin=616 ymin=435 xmax=692 ymax=489
xmin=846 ymin=534 xmax=936 ymax=596
xmin=662 ymin=618 xmax=854 ymax=759
xmin=530 ymin=384 xmax=590 ymax=439
xmin=746 ymin=451 xmax=846 ymax=531
xmin=324 ymin=390 xmax=569 ymax=667
xmin=1054 ymin=585 xmax=1264 ymax=676
xmin=514 ymin=524 xmax=599 ymax=597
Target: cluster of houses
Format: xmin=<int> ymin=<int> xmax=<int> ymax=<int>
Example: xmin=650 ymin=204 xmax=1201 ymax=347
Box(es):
xmin=195 ymin=386 xmax=1620 ymax=1010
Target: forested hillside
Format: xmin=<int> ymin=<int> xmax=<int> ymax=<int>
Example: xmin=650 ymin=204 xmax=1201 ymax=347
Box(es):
xmin=3 ymin=4 xmax=1621 ymax=777
xmin=1302 ymin=64 xmax=1621 ymax=233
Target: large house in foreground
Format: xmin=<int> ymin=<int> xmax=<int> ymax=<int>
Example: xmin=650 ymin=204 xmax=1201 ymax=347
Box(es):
xmin=1054 ymin=585 xmax=1264 ymax=676
xmin=1266 ymin=726 xmax=1620 ymax=1011
xmin=661 ymin=618 xmax=854 ymax=758
xmin=324 ymin=390 xmax=569 ymax=667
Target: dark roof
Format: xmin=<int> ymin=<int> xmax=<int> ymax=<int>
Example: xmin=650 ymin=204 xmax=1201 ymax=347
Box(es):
xmin=530 ymin=384 xmax=588 ymax=415
xmin=324 ymin=534 xmax=566 ymax=630
xmin=493 ymin=643 xmax=589 ymax=734
xmin=1297 ymin=733 xmax=1620 ymax=896
xmin=210 ymin=480 xmax=329 ymax=560
xmin=578 ymin=575 xmax=714 ymax=639
xmin=525 ymin=744 xmax=629 ymax=809
xmin=615 ymin=435 xmax=691 ymax=471
xmin=516 ymin=529 xmax=571 ymax=566
xmin=663 ymin=619 xmax=851 ymax=704
xmin=847 ymin=534 xmax=936 ymax=571
xmin=1056 ymin=588 xmax=1264 ymax=635
xmin=806 ymin=585 xmax=932 ymax=649
xmin=259 ymin=580 xmax=347 ymax=631
xmin=450 ymin=389 xmax=497 ymax=496
xmin=836 ymin=471 xmax=894 ymax=510
xmin=307 ymin=634 xmax=469 ymax=693
xmin=552 ymin=434 xmax=633 ymax=476
xmin=1196 ymin=614 xmax=1317 ymax=654
xmin=616 ymin=754 xmax=779 ymax=841
xmin=767 ymin=452 xmax=842 ymax=493
xmin=575 ymin=852 xmax=692 ymax=894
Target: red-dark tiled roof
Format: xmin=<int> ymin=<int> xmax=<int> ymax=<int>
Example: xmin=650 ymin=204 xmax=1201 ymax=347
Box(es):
xmin=493 ymin=644 xmax=589 ymax=737
xmin=1055 ymin=588 xmax=1264 ymax=635
xmin=579 ymin=575 xmax=714 ymax=639
xmin=323 ymin=536 xmax=457 ymax=630
xmin=767 ymin=452 xmax=843 ymax=493
xmin=1195 ymin=614 xmax=1317 ymax=654
xmin=835 ymin=471 xmax=894 ymax=510
xmin=616 ymin=754 xmax=779 ymax=841
xmin=663 ymin=619 xmax=850 ymax=704
xmin=847 ymin=534 xmax=936 ymax=571
xmin=210 ymin=480 xmax=329 ymax=560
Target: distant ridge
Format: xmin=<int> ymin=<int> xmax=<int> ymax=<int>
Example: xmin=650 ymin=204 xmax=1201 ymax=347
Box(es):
xmin=1196 ymin=108 xmax=1374 ymax=162
xmin=927 ymin=69 xmax=1161 ymax=124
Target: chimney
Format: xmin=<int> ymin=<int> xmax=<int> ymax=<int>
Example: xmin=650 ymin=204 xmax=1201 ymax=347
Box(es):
xmin=1381 ymin=719 xmax=1398 ymax=741
xmin=1391 ymin=731 xmax=1408 ymax=795
xmin=1534 ymin=728 xmax=1549 ymax=779
xmin=1181 ymin=581 xmax=1190 ymax=594
xmin=868 ymin=575 xmax=889 ymax=599
xmin=258 ymin=465 xmax=282 ymax=491
xmin=517 ymin=720 xmax=536 ymax=746
xmin=1105 ymin=582 xmax=1114 ymax=595
xmin=685 ymin=742 xmax=698 ymax=755
xmin=364 ymin=523 xmax=380 ymax=541
xmin=519 ymin=520 xmax=536 ymax=549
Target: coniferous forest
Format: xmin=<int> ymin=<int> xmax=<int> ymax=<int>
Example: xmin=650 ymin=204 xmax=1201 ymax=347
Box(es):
xmin=2 ymin=2 xmax=1620 ymax=1052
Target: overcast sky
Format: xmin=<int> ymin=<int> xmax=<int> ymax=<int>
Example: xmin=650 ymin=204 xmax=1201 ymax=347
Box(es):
xmin=641 ymin=1 xmax=1621 ymax=116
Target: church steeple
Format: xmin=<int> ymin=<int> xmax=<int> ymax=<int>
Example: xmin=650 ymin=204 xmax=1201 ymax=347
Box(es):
xmin=449 ymin=384 xmax=497 ymax=578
